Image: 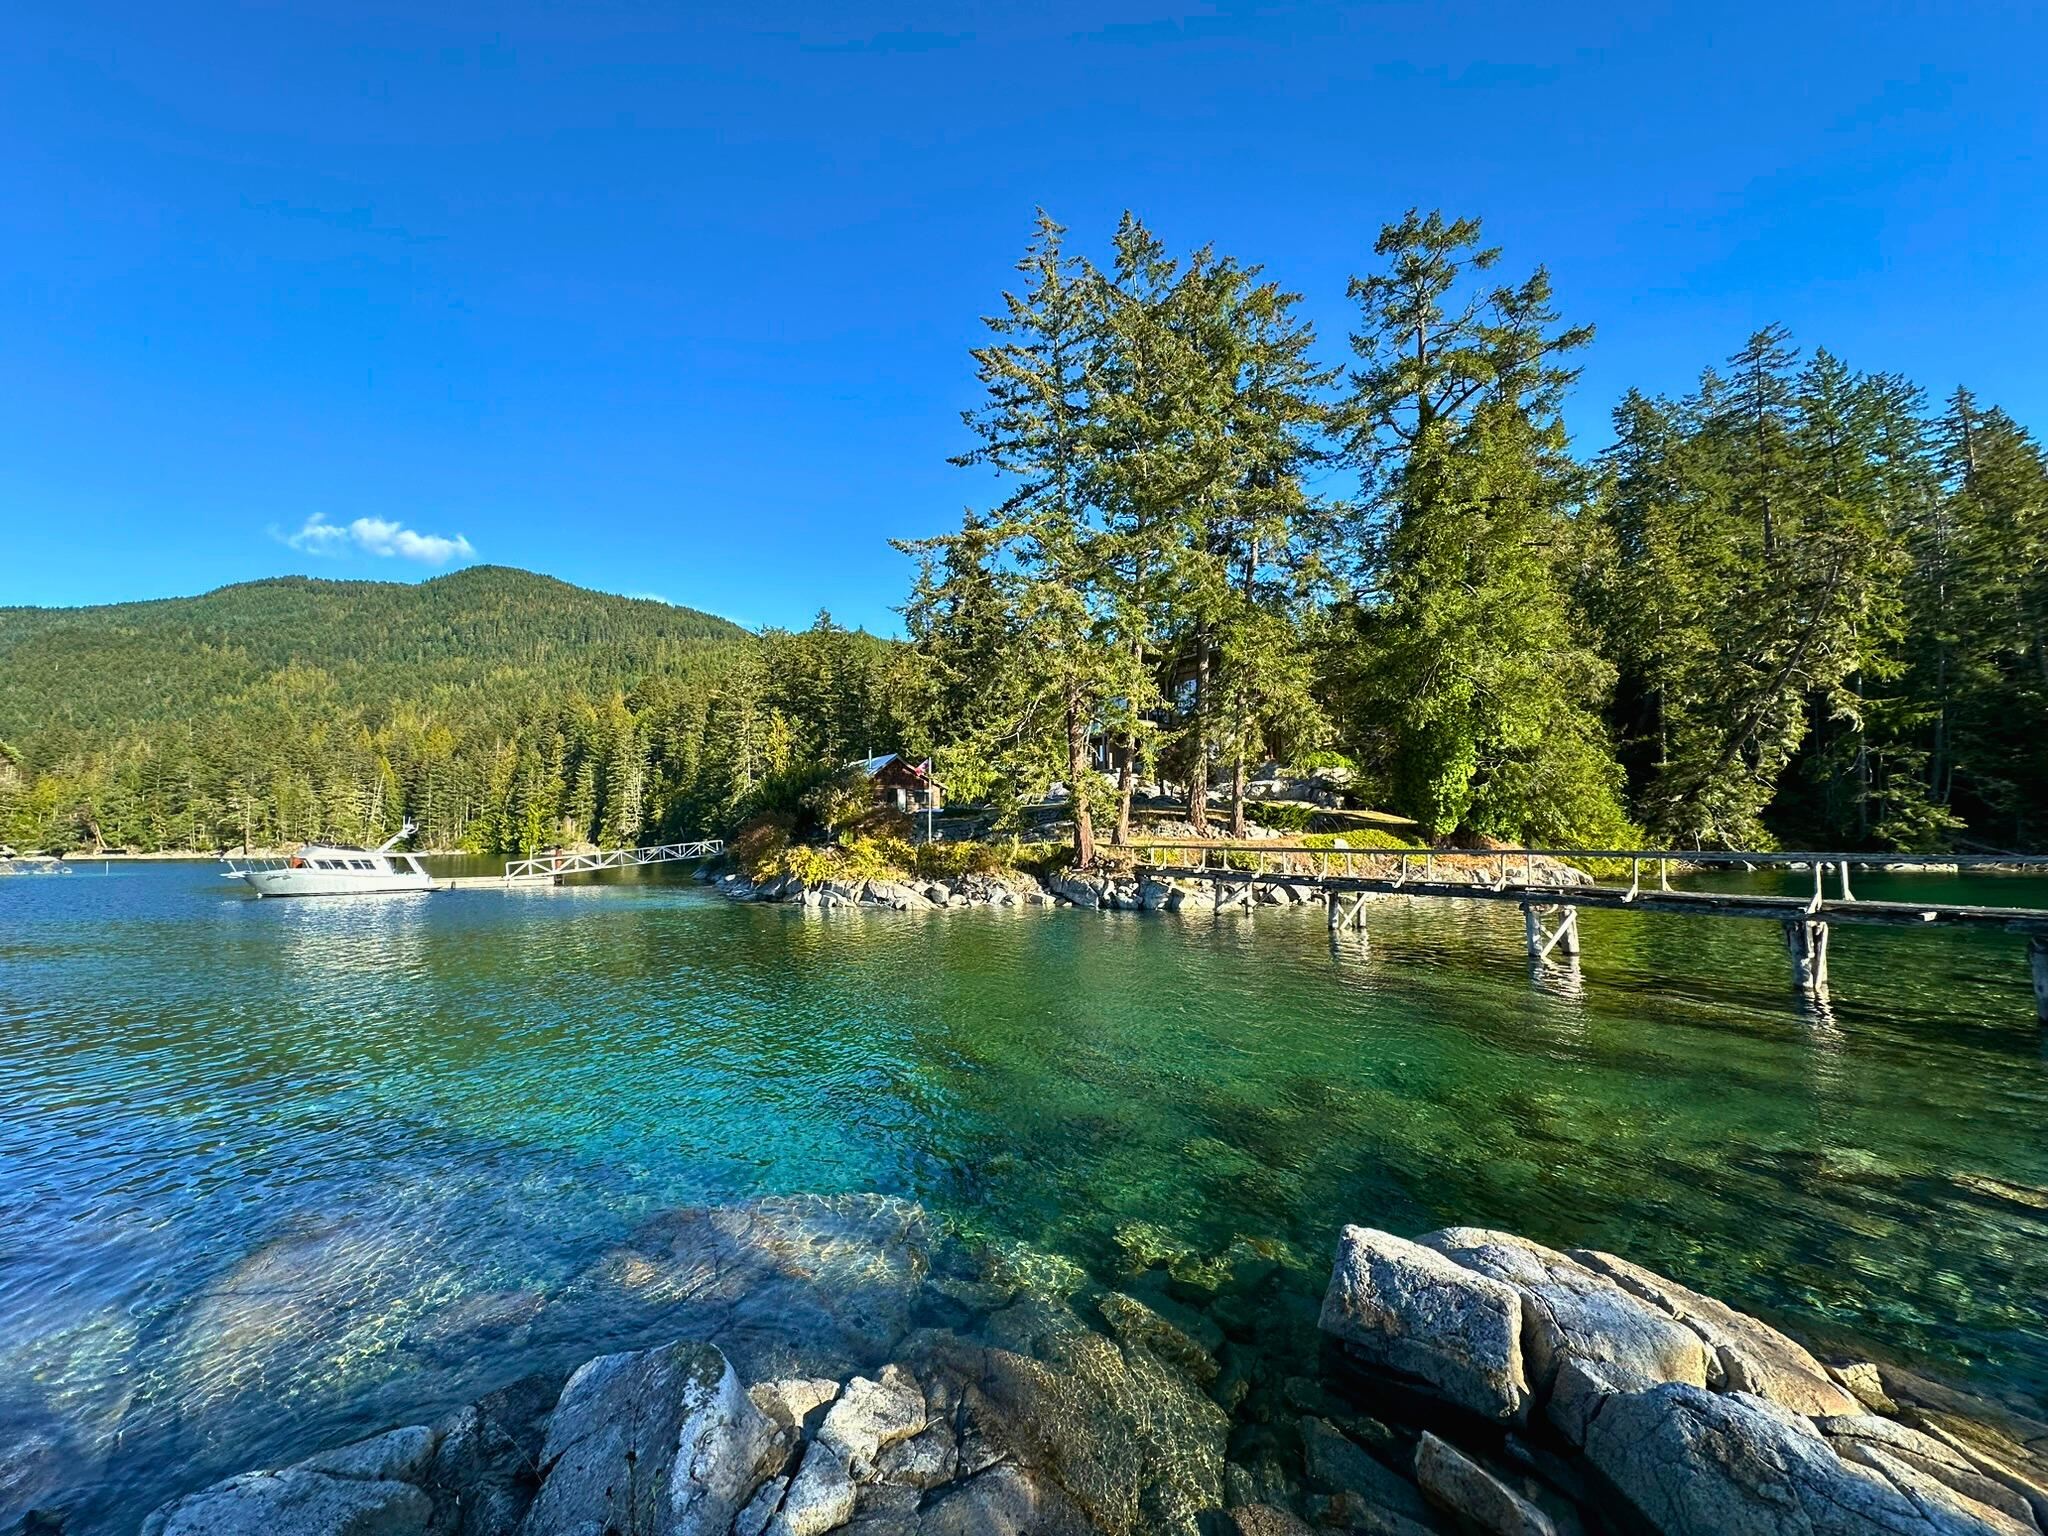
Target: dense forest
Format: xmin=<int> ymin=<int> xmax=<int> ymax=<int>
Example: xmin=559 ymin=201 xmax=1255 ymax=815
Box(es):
xmin=4 ymin=209 xmax=2044 ymax=857
xmin=900 ymin=210 xmax=2048 ymax=859
xmin=0 ymin=568 xmax=913 ymax=854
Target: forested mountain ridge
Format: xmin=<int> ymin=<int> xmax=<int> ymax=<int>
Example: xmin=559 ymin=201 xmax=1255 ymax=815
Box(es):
xmin=0 ymin=566 xmax=745 ymax=739
xmin=0 ymin=567 xmax=912 ymax=855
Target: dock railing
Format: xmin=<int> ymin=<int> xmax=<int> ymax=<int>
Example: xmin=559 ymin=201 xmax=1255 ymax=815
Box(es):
xmin=503 ymin=838 xmax=724 ymax=882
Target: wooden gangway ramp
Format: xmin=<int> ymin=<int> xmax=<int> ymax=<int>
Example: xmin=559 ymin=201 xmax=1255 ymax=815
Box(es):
xmin=443 ymin=839 xmax=726 ymax=891
xmin=1129 ymin=842 xmax=2048 ymax=1021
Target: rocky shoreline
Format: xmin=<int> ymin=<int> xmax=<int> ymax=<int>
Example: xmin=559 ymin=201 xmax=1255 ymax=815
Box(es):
xmin=131 ymin=1197 xmax=2047 ymax=1536
xmin=708 ymin=851 xmax=1593 ymax=914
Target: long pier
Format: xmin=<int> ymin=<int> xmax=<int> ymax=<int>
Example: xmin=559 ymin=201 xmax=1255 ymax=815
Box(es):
xmin=1129 ymin=842 xmax=2048 ymax=1021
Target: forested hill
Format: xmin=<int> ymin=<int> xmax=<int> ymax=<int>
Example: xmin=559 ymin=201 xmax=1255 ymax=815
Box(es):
xmin=0 ymin=566 xmax=745 ymax=739
xmin=0 ymin=568 xmax=913 ymax=855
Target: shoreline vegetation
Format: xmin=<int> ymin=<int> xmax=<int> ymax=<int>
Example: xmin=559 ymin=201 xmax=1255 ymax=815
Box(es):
xmin=5 ymin=211 xmax=2047 ymax=868
xmin=138 ymin=1197 xmax=2048 ymax=1536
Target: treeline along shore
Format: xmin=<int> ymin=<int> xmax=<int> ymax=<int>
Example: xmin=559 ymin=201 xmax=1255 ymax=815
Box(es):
xmin=4 ymin=209 xmax=2045 ymax=862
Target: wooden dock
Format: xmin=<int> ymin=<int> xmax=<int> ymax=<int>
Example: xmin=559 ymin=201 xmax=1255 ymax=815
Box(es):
xmin=1129 ymin=842 xmax=2048 ymax=1021
xmin=442 ymin=873 xmax=553 ymax=890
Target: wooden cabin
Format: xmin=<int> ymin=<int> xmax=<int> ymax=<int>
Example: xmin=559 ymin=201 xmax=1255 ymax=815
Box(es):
xmin=849 ymin=753 xmax=944 ymax=813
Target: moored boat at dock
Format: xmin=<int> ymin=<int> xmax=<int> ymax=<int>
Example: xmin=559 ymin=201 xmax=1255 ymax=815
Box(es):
xmin=223 ymin=823 xmax=435 ymax=897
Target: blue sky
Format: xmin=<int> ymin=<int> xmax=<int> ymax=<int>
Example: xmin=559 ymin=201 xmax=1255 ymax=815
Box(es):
xmin=3 ymin=2 xmax=2040 ymax=631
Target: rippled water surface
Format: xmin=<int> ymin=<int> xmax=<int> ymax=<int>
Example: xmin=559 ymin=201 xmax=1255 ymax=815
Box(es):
xmin=4 ymin=861 xmax=2047 ymax=1530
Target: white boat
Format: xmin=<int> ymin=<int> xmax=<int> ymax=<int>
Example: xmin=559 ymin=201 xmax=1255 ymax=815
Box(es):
xmin=224 ymin=823 xmax=436 ymax=897
xmin=0 ymin=845 xmax=68 ymax=874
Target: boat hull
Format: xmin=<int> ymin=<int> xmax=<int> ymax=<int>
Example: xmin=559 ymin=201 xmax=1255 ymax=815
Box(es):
xmin=241 ymin=869 xmax=436 ymax=898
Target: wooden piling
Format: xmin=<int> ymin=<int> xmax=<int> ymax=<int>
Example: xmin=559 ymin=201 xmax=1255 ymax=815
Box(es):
xmin=1327 ymin=891 xmax=1369 ymax=933
xmin=1522 ymin=903 xmax=1579 ymax=963
xmin=1783 ymin=918 xmax=1830 ymax=998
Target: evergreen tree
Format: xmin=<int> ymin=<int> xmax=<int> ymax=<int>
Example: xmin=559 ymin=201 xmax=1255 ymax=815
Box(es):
xmin=1343 ymin=210 xmax=1629 ymax=843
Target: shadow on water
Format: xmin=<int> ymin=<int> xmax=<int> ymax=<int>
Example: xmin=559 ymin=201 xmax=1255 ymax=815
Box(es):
xmin=1 ymin=861 xmax=2045 ymax=1529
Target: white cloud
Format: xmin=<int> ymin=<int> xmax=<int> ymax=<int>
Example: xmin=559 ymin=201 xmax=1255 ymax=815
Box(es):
xmin=283 ymin=514 xmax=350 ymax=553
xmin=281 ymin=514 xmax=476 ymax=565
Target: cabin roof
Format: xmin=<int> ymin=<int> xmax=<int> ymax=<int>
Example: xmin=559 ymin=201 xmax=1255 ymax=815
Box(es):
xmin=848 ymin=753 xmax=945 ymax=790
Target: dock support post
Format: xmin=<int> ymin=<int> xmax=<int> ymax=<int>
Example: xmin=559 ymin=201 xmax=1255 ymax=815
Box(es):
xmin=1783 ymin=918 xmax=1830 ymax=998
xmin=2031 ymin=938 xmax=2048 ymax=1025
xmin=1522 ymin=903 xmax=1580 ymax=963
xmin=1327 ymin=891 xmax=1369 ymax=933
xmin=1214 ymin=878 xmax=1251 ymax=914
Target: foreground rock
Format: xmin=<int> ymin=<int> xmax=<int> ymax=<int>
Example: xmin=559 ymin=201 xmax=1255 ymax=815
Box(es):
xmin=1583 ymin=1382 xmax=2035 ymax=1535
xmin=132 ymin=1200 xmax=2042 ymax=1536
xmin=1318 ymin=1225 xmax=1530 ymax=1422
xmin=138 ymin=1204 xmax=1232 ymax=1536
xmin=1320 ymin=1223 xmax=2041 ymax=1536
xmin=522 ymin=1340 xmax=776 ymax=1536
xmin=1420 ymin=1228 xmax=1711 ymax=1403
xmin=1570 ymin=1247 xmax=1858 ymax=1417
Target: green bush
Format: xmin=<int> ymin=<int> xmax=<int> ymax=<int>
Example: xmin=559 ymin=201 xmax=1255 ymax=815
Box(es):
xmin=729 ymin=813 xmax=794 ymax=877
xmin=1250 ymin=801 xmax=1317 ymax=833
xmin=1299 ymin=828 xmax=1423 ymax=852
xmin=738 ymin=826 xmax=1062 ymax=889
xmin=913 ymin=840 xmax=1003 ymax=879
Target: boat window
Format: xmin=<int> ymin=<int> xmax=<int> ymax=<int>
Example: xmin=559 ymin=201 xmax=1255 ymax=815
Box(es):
xmin=351 ymin=859 xmax=373 ymax=870
xmin=312 ymin=859 xmax=335 ymax=869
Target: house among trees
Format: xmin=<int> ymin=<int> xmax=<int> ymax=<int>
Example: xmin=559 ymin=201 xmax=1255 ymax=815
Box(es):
xmin=849 ymin=753 xmax=943 ymax=814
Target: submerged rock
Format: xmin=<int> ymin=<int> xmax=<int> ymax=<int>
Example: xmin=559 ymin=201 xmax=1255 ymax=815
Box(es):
xmin=1214 ymin=1505 xmax=1315 ymax=1536
xmin=579 ymin=1194 xmax=930 ymax=1380
xmin=148 ymin=1215 xmax=449 ymax=1414
xmin=141 ymin=1466 xmax=433 ymax=1536
xmin=916 ymin=1461 xmax=1096 ymax=1536
xmin=906 ymin=1285 xmax=1230 ymax=1536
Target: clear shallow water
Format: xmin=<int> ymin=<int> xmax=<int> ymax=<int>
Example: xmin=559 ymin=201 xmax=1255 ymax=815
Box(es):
xmin=3 ymin=861 xmax=2046 ymax=1529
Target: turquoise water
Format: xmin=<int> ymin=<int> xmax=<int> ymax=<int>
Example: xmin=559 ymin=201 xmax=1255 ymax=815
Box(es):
xmin=3 ymin=861 xmax=2046 ymax=1529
